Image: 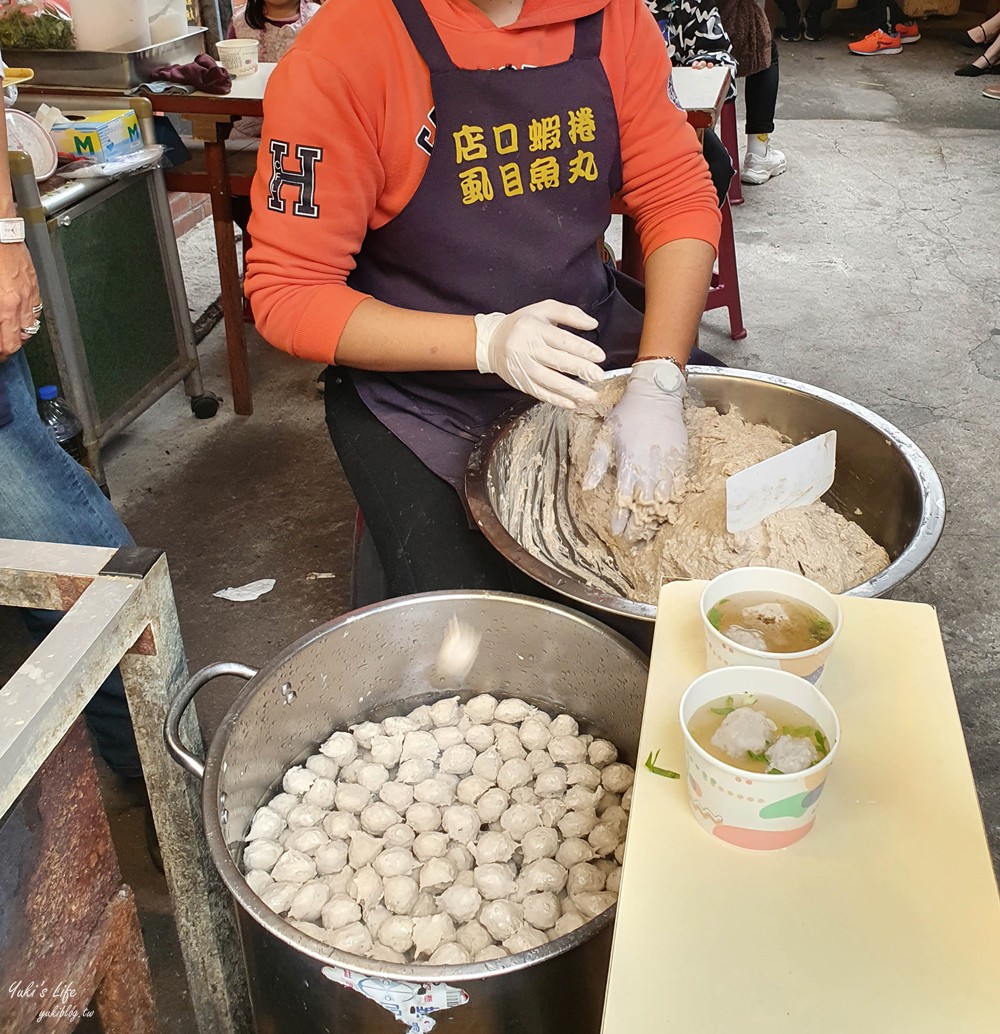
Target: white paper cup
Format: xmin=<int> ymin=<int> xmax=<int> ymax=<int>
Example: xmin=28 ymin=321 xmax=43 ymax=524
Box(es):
xmin=700 ymin=567 xmax=843 ymax=688
xmin=680 ymin=666 xmax=840 ymax=850
xmin=216 ymin=39 xmax=259 ymax=78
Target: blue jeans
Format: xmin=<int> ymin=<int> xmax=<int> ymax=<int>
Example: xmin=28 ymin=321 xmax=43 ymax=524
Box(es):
xmin=0 ymin=349 xmax=141 ymax=778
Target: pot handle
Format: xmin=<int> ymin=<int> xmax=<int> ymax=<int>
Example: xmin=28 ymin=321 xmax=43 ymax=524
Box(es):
xmin=164 ymin=662 xmax=257 ymax=780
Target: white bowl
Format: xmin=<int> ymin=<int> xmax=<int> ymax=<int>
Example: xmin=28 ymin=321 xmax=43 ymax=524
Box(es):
xmin=679 ymin=666 xmax=841 ymax=851
xmin=700 ymin=566 xmax=843 ymax=688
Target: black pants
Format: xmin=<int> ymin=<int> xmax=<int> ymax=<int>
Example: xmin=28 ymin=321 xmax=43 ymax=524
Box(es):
xmin=861 ymin=0 xmax=907 ymax=30
xmin=231 ymin=194 xmax=251 ymax=233
xmin=324 ymin=370 xmax=519 ymax=597
xmin=21 ymin=609 xmax=141 ymax=778
xmin=745 ymin=41 xmax=780 ymax=137
xmin=325 ymin=351 xmax=725 ymax=600
xmin=775 ymin=0 xmax=834 ymax=29
xmin=703 ymin=128 xmax=735 ymax=207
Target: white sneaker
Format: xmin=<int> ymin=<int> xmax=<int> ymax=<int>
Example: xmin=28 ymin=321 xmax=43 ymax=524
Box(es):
xmin=740 ymin=145 xmax=787 ymax=185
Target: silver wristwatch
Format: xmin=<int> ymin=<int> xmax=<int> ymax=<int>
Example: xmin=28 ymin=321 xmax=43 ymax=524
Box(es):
xmin=632 ymin=354 xmax=686 ymax=396
xmin=0 ymin=217 xmax=26 ymax=244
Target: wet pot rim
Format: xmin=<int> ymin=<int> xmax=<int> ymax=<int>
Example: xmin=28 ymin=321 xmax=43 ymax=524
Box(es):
xmin=201 ymin=589 xmax=646 ymax=983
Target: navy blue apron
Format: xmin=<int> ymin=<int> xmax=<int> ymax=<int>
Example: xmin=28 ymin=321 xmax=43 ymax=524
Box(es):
xmin=345 ymin=0 xmax=648 ymax=492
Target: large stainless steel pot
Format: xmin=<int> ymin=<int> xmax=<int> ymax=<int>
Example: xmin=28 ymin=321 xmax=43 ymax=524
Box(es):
xmin=165 ymin=591 xmax=648 ymax=1034
xmin=466 ymin=368 xmax=946 ymax=650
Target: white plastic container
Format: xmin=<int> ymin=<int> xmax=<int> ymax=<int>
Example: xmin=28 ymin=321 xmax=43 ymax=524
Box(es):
xmin=680 ymin=666 xmax=841 ymax=851
xmin=145 ymin=0 xmax=188 ymax=44
xmin=700 ymin=566 xmax=843 ymax=688
xmin=71 ymin=0 xmax=152 ymax=52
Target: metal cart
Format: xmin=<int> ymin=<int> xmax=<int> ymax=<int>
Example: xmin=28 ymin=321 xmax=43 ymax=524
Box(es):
xmin=9 ymin=97 xmax=218 ymax=484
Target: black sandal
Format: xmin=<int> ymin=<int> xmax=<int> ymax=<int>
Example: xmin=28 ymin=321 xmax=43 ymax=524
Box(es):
xmin=958 ymin=24 xmax=996 ymax=49
xmin=955 ymin=58 xmax=1000 ymax=76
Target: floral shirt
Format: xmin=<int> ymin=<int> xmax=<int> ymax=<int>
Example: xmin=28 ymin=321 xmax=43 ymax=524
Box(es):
xmin=229 ymin=2 xmax=320 ymax=136
xmin=230 ymin=2 xmax=321 ymax=63
xmin=644 ymin=0 xmax=737 ymax=84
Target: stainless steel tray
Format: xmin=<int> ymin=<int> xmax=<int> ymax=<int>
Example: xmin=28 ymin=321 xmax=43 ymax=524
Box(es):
xmin=3 ymin=28 xmax=207 ymax=90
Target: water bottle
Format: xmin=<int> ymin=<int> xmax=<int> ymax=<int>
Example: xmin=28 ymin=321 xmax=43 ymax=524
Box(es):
xmin=37 ymin=385 xmax=86 ymax=468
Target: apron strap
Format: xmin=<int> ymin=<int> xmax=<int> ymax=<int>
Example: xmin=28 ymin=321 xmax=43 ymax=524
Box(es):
xmin=389 ymin=0 xmax=456 ymax=72
xmin=571 ymin=10 xmax=606 ymax=60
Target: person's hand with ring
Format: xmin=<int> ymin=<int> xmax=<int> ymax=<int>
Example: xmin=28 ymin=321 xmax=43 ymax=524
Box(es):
xmin=1 ymin=85 xmax=43 ymax=359
xmin=0 ymin=236 xmax=42 ymax=357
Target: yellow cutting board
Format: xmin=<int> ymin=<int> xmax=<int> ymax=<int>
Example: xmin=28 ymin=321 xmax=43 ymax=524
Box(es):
xmin=602 ymin=582 xmax=1000 ymax=1033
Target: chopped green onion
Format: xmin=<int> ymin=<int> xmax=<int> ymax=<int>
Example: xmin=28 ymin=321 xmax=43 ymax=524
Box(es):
xmin=710 ymin=706 xmax=734 ymax=716
xmin=810 ymin=618 xmax=834 ymax=642
xmin=778 ymin=724 xmax=829 ymax=755
xmin=746 ymin=750 xmax=769 ymax=764
xmin=644 ymin=749 xmax=680 ymax=780
xmin=782 ymin=724 xmax=815 ymax=738
xmin=766 ymin=768 xmax=783 ymax=775
xmin=707 ymin=606 xmax=723 ymax=630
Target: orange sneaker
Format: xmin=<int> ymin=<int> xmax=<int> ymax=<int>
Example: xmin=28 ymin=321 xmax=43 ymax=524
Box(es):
xmin=849 ymin=29 xmax=903 ymax=55
xmin=895 ymin=22 xmax=921 ymax=44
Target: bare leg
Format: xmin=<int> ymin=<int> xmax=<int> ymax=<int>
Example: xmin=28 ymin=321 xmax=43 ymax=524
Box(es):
xmin=967 ymin=12 xmax=1000 ymax=45
xmin=971 ymin=34 xmax=1000 ymax=69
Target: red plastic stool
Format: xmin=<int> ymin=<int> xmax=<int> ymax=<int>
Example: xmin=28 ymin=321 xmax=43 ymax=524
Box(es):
xmin=704 ymin=197 xmax=746 ymax=340
xmin=616 ymin=212 xmax=745 ymax=340
xmin=720 ymin=98 xmax=744 ymax=206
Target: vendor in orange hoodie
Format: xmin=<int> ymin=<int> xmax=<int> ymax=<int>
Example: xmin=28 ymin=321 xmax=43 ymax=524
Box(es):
xmin=245 ymin=0 xmax=722 ymax=596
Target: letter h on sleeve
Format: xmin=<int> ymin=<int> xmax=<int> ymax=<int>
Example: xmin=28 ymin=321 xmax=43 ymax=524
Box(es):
xmin=268 ymin=139 xmax=324 ymax=218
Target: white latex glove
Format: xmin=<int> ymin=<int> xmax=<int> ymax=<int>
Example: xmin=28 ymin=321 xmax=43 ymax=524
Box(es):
xmin=475 ymin=299 xmax=606 ymax=409
xmin=583 ymin=360 xmax=688 ymax=538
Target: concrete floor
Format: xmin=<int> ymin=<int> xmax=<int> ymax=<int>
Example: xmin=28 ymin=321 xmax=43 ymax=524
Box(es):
xmin=2 ymin=13 xmax=999 ymax=1029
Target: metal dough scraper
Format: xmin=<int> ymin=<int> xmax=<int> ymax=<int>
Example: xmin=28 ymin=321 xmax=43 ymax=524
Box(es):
xmin=726 ymin=431 xmax=837 ymax=534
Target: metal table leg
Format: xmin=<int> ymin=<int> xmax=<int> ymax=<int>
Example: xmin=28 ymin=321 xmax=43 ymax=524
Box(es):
xmin=131 ymin=99 xmax=217 ymax=415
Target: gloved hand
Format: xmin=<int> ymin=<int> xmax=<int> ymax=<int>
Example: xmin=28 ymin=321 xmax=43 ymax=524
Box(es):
xmin=583 ymin=359 xmax=688 ymax=538
xmin=475 ymin=300 xmax=606 ymax=409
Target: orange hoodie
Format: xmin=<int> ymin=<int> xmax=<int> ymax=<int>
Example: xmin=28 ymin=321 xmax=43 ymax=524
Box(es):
xmin=245 ymin=0 xmax=721 ymax=364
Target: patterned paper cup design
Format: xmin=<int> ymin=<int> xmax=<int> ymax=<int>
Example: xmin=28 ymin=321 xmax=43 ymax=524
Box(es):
xmin=700 ymin=567 xmax=843 ymax=689
xmin=680 ymin=667 xmax=840 ymax=851
xmin=216 ymin=39 xmax=260 ymax=78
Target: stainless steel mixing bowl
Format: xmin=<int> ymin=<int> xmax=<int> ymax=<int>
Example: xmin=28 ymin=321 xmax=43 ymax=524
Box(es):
xmin=466 ymin=368 xmax=946 ymax=647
